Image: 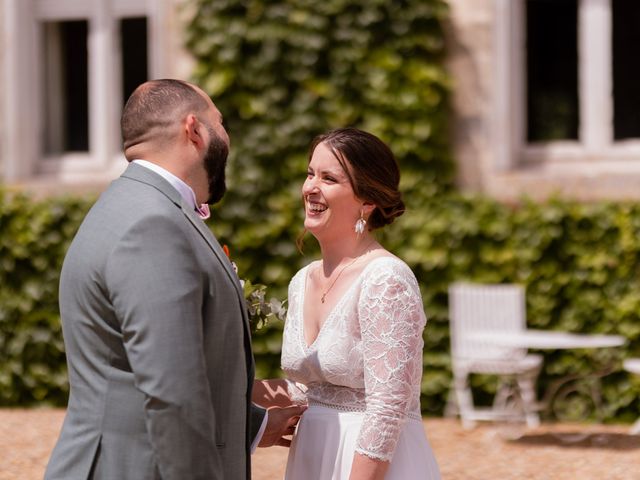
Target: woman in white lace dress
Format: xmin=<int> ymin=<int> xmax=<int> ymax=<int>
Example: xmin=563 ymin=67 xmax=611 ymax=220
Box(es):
xmin=280 ymin=128 xmax=441 ymax=479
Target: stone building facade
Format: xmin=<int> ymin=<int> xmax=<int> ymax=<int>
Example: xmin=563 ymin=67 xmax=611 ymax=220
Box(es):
xmin=2 ymin=0 xmax=639 ymax=201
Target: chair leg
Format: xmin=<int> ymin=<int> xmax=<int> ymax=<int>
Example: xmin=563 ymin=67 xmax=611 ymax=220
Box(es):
xmin=516 ymin=375 xmax=540 ymax=428
xmin=453 ymin=372 xmax=476 ymax=429
xmin=444 ymin=385 xmax=459 ymax=418
xmin=493 ymin=378 xmax=513 ymax=411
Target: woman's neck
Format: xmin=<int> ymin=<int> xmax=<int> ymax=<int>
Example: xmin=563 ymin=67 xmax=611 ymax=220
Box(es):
xmin=318 ymin=234 xmax=378 ymax=274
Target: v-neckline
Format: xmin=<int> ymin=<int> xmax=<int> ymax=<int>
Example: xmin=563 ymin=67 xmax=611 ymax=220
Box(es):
xmin=298 ymin=256 xmax=390 ymax=350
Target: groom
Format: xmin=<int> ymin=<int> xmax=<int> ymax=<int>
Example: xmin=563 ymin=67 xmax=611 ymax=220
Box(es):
xmin=45 ymin=79 xmax=303 ymax=479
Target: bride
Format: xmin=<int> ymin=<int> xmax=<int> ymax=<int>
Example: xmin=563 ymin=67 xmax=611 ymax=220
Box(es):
xmin=276 ymin=128 xmax=441 ymax=479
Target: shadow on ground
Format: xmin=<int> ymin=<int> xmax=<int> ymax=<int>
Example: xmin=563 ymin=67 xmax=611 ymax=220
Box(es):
xmin=512 ymin=432 xmax=640 ymax=451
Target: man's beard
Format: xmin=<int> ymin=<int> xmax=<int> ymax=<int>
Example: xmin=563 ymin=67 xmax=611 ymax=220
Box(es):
xmin=204 ymin=126 xmax=229 ymax=205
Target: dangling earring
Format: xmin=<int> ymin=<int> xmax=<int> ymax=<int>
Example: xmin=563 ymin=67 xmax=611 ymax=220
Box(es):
xmin=354 ymin=210 xmax=367 ymax=235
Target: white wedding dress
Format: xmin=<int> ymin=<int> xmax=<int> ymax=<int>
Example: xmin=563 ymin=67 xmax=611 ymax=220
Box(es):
xmin=281 ymin=256 xmax=441 ymax=479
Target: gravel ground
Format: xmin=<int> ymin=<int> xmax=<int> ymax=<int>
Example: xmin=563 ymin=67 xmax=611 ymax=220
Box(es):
xmin=1 ymin=409 xmax=638 ymax=479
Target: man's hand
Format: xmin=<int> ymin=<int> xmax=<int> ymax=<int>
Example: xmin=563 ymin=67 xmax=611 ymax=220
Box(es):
xmin=258 ymin=404 xmax=307 ymax=448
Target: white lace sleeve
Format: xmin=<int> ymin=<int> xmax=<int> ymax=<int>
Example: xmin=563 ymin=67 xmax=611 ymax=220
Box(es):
xmin=355 ymin=262 xmax=426 ymax=462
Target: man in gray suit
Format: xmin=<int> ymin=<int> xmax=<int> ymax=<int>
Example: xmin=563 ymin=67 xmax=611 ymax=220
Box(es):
xmin=45 ymin=79 xmax=304 ymax=479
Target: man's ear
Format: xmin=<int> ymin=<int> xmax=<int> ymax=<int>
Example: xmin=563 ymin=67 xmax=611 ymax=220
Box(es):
xmin=185 ymin=114 xmax=205 ymax=149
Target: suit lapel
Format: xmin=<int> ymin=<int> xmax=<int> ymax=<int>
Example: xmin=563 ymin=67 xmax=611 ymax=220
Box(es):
xmin=120 ymin=163 xmax=252 ymax=336
xmin=181 ymin=207 xmax=253 ymax=346
xmin=182 ymin=204 xmax=245 ymax=299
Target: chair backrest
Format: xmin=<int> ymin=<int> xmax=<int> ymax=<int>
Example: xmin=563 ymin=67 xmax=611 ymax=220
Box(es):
xmin=448 ymin=282 xmax=527 ymax=361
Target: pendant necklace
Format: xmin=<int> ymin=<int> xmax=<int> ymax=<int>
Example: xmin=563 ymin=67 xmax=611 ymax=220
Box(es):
xmin=320 ymin=239 xmax=376 ymax=303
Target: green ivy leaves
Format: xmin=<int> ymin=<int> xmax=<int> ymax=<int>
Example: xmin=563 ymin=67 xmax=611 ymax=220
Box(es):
xmin=0 ymin=189 xmax=89 ymax=405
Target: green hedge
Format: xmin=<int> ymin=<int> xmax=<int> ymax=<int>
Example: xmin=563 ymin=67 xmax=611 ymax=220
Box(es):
xmin=383 ymin=196 xmax=640 ymax=422
xmin=2 ymin=188 xmax=639 ymax=424
xmin=0 ymin=189 xmax=89 ymax=405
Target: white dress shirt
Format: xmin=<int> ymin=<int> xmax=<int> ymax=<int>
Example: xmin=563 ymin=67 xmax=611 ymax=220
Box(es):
xmin=132 ymin=159 xmax=209 ymax=216
xmin=132 ymin=160 xmax=198 ymax=209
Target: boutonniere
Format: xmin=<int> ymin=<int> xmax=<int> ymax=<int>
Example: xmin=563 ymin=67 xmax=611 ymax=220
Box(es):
xmin=222 ymin=244 xmax=287 ymax=332
xmin=222 ymin=244 xmax=239 ymax=276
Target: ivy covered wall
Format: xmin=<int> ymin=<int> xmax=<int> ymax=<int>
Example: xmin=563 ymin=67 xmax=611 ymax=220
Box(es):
xmin=186 ymin=0 xmax=452 ymax=290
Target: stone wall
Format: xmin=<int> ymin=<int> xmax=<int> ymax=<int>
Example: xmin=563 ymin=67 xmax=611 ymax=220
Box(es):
xmin=445 ymin=0 xmax=494 ymax=193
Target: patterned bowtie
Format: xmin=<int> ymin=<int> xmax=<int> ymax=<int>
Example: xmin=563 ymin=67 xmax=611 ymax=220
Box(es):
xmin=196 ymin=203 xmax=211 ymax=220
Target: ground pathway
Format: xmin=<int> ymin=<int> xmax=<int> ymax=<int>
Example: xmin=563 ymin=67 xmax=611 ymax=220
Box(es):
xmin=1 ymin=409 xmax=638 ymax=479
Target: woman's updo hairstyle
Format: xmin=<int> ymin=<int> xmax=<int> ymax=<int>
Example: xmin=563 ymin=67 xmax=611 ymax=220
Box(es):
xmin=309 ymin=128 xmax=405 ymax=230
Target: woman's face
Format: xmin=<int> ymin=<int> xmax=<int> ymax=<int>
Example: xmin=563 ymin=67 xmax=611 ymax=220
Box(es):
xmin=302 ymin=142 xmax=362 ymax=242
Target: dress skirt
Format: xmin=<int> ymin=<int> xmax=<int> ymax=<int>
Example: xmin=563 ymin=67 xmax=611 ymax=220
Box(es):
xmin=284 ymin=404 xmax=441 ymax=480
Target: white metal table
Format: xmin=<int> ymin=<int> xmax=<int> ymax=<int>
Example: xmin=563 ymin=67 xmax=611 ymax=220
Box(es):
xmin=473 ymin=330 xmax=626 ymax=350
xmin=469 ymin=330 xmax=625 ymax=351
xmin=468 ymin=330 xmax=626 ymax=439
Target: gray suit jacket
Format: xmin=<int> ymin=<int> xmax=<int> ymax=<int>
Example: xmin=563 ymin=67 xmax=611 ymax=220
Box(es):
xmin=45 ymin=163 xmax=265 ymax=479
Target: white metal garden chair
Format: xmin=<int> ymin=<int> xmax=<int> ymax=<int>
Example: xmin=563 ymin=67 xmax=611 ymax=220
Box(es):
xmin=623 ymin=358 xmax=640 ymax=435
xmin=446 ymin=282 xmax=543 ymax=429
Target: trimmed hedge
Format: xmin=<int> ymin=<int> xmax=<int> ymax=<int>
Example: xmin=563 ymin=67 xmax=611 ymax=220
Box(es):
xmin=1 ymin=188 xmax=639 ymax=424
xmin=0 ymin=189 xmax=88 ymax=405
xmin=384 ymin=196 xmax=640 ymax=421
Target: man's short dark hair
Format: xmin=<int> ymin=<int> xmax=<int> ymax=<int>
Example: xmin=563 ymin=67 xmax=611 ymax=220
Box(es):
xmin=121 ymin=79 xmax=210 ymax=151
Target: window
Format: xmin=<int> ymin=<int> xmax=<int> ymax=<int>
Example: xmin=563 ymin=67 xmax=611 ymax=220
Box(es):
xmin=495 ymin=0 xmax=640 ymax=171
xmin=38 ymin=2 xmax=151 ymax=173
xmin=120 ymin=17 xmax=149 ymax=106
xmin=42 ymin=16 xmax=149 ymax=157
xmin=43 ymin=20 xmax=90 ymax=154
xmin=3 ymin=0 xmax=163 ymax=184
xmin=612 ymin=0 xmax=640 ymax=140
xmin=526 ymin=0 xmax=578 ymax=142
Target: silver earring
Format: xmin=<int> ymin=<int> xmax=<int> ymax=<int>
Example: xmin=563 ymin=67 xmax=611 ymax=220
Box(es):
xmin=355 ymin=212 xmax=367 ymax=235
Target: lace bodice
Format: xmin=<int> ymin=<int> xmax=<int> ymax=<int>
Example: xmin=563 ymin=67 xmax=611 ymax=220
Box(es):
xmin=281 ymin=256 xmax=427 ymax=462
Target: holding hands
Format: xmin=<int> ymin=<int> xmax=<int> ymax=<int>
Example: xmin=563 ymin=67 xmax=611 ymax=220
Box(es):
xmin=254 ymin=379 xmax=307 ymax=448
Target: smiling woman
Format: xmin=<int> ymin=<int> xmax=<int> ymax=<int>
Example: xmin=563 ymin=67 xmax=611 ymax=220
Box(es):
xmin=302 ymin=142 xmax=366 ymax=244
xmin=270 ymin=128 xmax=442 ymax=479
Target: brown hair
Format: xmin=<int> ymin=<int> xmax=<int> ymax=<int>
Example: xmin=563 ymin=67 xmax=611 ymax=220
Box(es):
xmin=309 ymin=127 xmax=405 ymax=230
xmin=121 ymin=79 xmax=210 ymax=156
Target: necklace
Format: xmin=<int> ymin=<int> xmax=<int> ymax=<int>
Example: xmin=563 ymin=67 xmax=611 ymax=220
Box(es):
xmin=319 ymin=240 xmax=376 ymax=303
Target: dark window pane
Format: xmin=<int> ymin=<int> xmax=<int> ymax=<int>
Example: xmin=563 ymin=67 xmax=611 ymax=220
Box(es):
xmin=613 ymin=0 xmax=640 ymax=140
xmin=62 ymin=21 xmax=89 ymax=151
xmin=526 ymin=0 xmax=579 ymax=142
xmin=43 ymin=20 xmax=89 ymax=153
xmin=121 ymin=17 xmax=148 ymax=104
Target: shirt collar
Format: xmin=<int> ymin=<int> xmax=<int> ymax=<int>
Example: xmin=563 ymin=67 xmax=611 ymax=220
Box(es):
xmin=132 ymin=160 xmax=209 ymax=218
